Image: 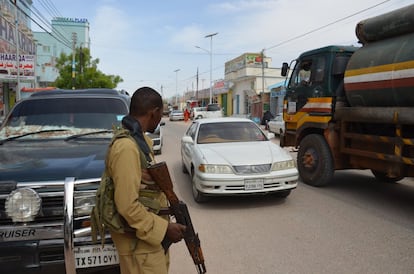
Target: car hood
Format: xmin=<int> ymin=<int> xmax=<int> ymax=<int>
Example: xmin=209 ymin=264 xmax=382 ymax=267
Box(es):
xmin=198 ymin=141 xmax=292 ymax=165
xmin=0 ymin=139 xmax=110 ymax=182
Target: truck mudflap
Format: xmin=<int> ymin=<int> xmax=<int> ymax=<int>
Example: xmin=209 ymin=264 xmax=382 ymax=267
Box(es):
xmin=64 ymin=178 xmax=119 ymax=273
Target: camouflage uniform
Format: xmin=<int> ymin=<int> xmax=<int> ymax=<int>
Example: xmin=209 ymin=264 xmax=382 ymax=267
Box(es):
xmin=107 ymin=133 xmax=169 ymax=274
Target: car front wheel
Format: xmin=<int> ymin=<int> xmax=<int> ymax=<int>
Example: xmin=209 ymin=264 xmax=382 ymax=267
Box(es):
xmin=274 ymin=189 xmax=291 ymax=198
xmin=191 ymin=169 xmax=209 ymax=203
xmin=181 ymin=157 xmax=188 ymax=174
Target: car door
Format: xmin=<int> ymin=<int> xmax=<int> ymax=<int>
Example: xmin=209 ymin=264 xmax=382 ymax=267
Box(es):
xmin=275 ymin=114 xmax=284 ymax=134
xmin=181 ymin=122 xmax=198 ymax=170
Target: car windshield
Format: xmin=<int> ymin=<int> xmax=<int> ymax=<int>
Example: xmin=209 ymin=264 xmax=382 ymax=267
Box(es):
xmin=0 ymin=97 xmax=126 ymax=140
xmin=197 ymin=121 xmax=267 ymax=144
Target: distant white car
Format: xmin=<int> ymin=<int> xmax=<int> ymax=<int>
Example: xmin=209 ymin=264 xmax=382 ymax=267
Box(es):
xmin=191 ymin=107 xmax=207 ymax=120
xmin=191 ymin=104 xmax=223 ymax=120
xmin=268 ymin=113 xmax=285 ymax=135
xmin=146 ymin=121 xmax=165 ymax=154
xmin=181 ymin=117 xmax=298 ymax=202
xmin=169 ymin=110 xmax=184 ymax=121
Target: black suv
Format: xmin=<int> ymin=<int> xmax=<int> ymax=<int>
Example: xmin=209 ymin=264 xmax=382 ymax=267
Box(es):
xmin=0 ymin=89 xmax=129 ymax=273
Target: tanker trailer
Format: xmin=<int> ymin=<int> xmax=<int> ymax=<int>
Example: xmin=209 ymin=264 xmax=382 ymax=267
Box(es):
xmin=280 ymin=3 xmax=414 ymax=186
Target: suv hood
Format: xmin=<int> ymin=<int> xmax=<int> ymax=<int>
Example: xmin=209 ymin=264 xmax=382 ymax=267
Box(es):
xmin=0 ymin=139 xmax=109 ymax=182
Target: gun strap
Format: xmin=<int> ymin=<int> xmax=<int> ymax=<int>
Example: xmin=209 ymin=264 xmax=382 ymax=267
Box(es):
xmin=121 ymin=115 xmax=153 ymax=164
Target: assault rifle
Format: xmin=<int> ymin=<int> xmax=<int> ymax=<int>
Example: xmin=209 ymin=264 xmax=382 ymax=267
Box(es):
xmin=148 ymin=161 xmax=206 ymax=274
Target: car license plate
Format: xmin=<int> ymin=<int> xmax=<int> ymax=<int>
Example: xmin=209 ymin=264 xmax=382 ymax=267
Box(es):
xmin=74 ymin=244 xmax=119 ymax=268
xmin=245 ymin=179 xmax=264 ymax=190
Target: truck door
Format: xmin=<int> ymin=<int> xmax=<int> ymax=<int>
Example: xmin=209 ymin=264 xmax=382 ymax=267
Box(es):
xmin=286 ymin=56 xmax=327 ymax=114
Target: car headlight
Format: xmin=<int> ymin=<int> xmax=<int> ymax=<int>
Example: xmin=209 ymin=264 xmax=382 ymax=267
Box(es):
xmin=74 ymin=191 xmax=96 ymax=216
xmin=198 ymin=164 xmax=233 ymax=174
xmin=5 ymin=188 xmax=41 ymax=222
xmin=271 ymin=160 xmax=296 ymax=171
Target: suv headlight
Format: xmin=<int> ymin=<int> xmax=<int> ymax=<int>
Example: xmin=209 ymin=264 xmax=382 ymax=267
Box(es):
xmin=5 ymin=188 xmax=41 ymax=222
xmin=74 ymin=191 xmax=96 ymax=216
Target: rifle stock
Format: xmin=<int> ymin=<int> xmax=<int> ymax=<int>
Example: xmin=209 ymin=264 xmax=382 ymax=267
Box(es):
xmin=148 ymin=161 xmax=206 ymax=274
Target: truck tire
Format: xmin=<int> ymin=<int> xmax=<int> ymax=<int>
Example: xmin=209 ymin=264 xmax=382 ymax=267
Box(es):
xmin=371 ymin=170 xmax=404 ymax=183
xmin=297 ymin=134 xmax=334 ymax=187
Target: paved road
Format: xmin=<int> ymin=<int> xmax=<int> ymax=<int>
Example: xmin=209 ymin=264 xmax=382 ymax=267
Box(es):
xmin=156 ymin=118 xmax=414 ymax=274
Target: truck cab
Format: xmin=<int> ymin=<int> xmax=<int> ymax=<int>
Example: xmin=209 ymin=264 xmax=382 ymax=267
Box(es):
xmin=281 ymin=46 xmax=357 ymax=147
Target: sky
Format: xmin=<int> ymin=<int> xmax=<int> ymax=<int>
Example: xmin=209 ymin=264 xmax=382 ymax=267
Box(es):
xmin=33 ymin=0 xmax=413 ymax=98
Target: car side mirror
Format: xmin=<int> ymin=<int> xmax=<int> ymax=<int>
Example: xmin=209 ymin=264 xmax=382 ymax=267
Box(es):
xmin=160 ymin=121 xmax=166 ymax=126
xmin=181 ymin=135 xmax=194 ymax=144
xmin=281 ymin=62 xmax=289 ymax=76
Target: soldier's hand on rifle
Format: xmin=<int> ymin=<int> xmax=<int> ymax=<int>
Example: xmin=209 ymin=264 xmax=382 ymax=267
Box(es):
xmin=166 ymin=223 xmax=186 ymax=243
xmin=141 ymin=168 xmax=153 ymax=182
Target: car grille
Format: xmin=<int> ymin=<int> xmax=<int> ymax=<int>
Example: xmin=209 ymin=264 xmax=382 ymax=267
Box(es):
xmin=233 ymin=164 xmax=271 ymax=174
xmin=152 ymin=139 xmax=160 ymax=146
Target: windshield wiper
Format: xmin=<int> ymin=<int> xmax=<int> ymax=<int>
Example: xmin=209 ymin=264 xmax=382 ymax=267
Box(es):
xmin=0 ymin=129 xmax=71 ymax=145
xmin=64 ymin=130 xmax=113 ymax=141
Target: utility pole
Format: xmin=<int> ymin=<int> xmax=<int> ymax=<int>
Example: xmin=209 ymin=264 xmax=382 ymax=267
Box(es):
xmin=174 ymin=69 xmax=180 ymax=106
xmin=261 ymin=49 xmax=266 ymax=114
xmin=71 ymin=32 xmax=77 ymax=89
xmin=13 ymin=0 xmax=21 ymax=101
xmin=205 ymin=32 xmax=218 ymax=104
xmin=196 ymin=67 xmax=199 ymax=99
xmin=261 ymin=49 xmax=265 ymax=94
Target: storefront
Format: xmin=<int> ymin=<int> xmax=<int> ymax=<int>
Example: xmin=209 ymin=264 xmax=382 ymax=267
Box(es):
xmin=0 ymin=0 xmax=36 ymax=116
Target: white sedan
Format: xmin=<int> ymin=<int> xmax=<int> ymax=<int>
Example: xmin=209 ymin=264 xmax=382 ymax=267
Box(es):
xmin=267 ymin=113 xmax=285 ymax=135
xmin=181 ymin=117 xmax=298 ymax=203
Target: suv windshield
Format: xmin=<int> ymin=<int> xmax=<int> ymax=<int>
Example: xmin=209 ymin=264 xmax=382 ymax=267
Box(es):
xmin=1 ymin=97 xmax=127 ymax=140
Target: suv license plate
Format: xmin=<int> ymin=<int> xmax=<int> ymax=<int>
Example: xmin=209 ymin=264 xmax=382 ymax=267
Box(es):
xmin=245 ymin=179 xmax=264 ymax=190
xmin=74 ymin=244 xmax=119 ymax=268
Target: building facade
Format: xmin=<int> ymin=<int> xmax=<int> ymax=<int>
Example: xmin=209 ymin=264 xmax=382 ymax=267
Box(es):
xmin=33 ymin=17 xmax=90 ymax=88
xmin=0 ymin=0 xmax=35 ymax=115
xmin=224 ymin=52 xmax=285 ymax=121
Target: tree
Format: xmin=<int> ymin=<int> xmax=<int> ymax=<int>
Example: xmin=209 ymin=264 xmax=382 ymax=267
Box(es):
xmin=54 ymin=47 xmax=123 ymax=89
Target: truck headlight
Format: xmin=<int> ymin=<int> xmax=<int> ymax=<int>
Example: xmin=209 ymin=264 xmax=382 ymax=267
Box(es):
xmin=74 ymin=191 xmax=95 ymax=216
xmin=5 ymin=188 xmax=41 ymax=222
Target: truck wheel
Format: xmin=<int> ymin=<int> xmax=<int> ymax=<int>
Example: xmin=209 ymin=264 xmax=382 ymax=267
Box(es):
xmin=297 ymin=134 xmax=334 ymax=187
xmin=371 ymin=170 xmax=404 ymax=183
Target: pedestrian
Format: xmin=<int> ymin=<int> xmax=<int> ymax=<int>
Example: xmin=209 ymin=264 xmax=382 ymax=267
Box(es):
xmin=261 ymin=110 xmax=274 ymax=130
xmin=184 ymin=108 xmax=190 ymax=122
xmin=107 ymin=86 xmax=186 ymax=274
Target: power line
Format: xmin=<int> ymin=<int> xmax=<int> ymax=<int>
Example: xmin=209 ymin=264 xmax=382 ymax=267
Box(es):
xmin=265 ymin=0 xmax=392 ymax=51
xmin=11 ymin=1 xmax=72 ymax=49
xmin=30 ymin=2 xmax=71 ymax=47
xmin=39 ymin=0 xmax=62 ymax=18
xmin=197 ymin=0 xmax=397 ymax=83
